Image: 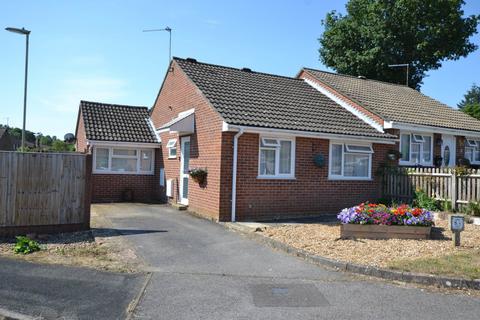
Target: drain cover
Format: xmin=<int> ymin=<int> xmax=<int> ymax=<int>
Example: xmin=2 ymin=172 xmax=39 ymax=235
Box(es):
xmin=250 ymin=283 xmax=329 ymax=307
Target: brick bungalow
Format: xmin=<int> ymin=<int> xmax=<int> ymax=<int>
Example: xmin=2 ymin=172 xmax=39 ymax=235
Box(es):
xmin=75 ymin=101 xmax=162 ymax=203
xmin=75 ymin=57 xmax=480 ymax=221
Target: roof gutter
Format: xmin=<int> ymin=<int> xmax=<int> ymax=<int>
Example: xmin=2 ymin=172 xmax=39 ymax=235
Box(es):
xmin=231 ymin=126 xmax=245 ymax=222
xmin=385 ymin=121 xmax=480 ymax=138
xmin=222 ymin=122 xmax=397 ymax=144
xmin=87 ymin=140 xmax=160 ymax=148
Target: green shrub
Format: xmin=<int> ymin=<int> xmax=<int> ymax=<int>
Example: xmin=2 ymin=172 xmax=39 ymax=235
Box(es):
xmin=440 ymin=200 xmax=453 ymax=213
xmin=13 ymin=236 xmax=41 ymax=254
xmin=463 ymin=201 xmax=480 ymax=217
xmin=414 ymin=189 xmax=439 ymax=211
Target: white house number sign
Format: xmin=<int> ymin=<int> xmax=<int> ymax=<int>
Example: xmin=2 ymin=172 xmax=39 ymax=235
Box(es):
xmin=449 ymin=215 xmax=465 ymax=247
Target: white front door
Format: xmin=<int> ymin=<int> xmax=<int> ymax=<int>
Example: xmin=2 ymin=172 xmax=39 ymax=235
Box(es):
xmin=441 ymin=135 xmax=456 ymax=167
xmin=179 ymin=136 xmax=190 ymax=205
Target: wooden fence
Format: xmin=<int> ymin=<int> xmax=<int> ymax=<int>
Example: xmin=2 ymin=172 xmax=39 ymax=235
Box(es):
xmin=0 ymin=151 xmax=91 ymax=236
xmin=382 ymin=167 xmax=480 ymax=210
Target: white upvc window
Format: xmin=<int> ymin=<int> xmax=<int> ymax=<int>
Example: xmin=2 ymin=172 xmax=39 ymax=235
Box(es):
xmin=399 ymin=132 xmax=433 ymax=166
xmin=329 ymin=141 xmax=373 ymax=180
xmin=93 ymin=147 xmax=155 ymax=174
xmin=166 ymin=139 xmax=177 ymax=159
xmin=465 ymin=138 xmax=480 ymax=164
xmin=258 ymin=136 xmax=295 ymax=179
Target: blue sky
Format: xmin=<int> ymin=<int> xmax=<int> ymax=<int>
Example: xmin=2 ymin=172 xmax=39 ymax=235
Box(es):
xmin=1 ymin=0 xmax=479 ymax=137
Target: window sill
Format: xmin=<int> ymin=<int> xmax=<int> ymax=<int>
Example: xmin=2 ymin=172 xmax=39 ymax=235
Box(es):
xmin=93 ymin=171 xmax=155 ymax=175
xmin=328 ymin=176 xmax=372 ymax=181
xmin=256 ymin=175 xmax=296 ymax=180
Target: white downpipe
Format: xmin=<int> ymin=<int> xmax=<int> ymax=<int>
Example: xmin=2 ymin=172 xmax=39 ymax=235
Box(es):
xmin=231 ymin=127 xmax=244 ymax=222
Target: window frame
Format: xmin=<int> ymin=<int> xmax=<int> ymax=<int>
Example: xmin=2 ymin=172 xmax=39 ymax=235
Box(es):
xmin=398 ymin=132 xmax=434 ymax=166
xmin=257 ymin=136 xmax=296 ymax=179
xmin=465 ymin=138 xmax=480 ymax=164
xmin=93 ymin=146 xmax=155 ymax=175
xmin=466 ymin=139 xmax=477 ymax=148
xmin=166 ymin=139 xmax=177 ymax=159
xmin=328 ymin=141 xmax=373 ymax=181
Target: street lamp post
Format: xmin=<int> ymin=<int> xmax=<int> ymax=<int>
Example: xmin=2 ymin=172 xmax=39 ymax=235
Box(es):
xmin=6 ymin=27 xmax=31 ymax=150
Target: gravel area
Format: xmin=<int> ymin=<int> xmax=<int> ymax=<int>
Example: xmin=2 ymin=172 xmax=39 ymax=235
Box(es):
xmin=263 ymin=220 xmax=480 ymax=268
xmin=0 ymin=212 xmax=144 ymax=273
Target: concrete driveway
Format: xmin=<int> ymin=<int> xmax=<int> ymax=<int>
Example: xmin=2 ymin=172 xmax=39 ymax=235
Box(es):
xmin=94 ymin=203 xmax=480 ymax=320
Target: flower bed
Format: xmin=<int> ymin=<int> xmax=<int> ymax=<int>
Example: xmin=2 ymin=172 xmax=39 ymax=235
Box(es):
xmin=338 ymin=203 xmax=433 ymax=239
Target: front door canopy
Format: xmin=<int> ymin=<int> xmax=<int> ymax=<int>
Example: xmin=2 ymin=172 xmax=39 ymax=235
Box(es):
xmin=158 ymin=109 xmax=195 ymax=135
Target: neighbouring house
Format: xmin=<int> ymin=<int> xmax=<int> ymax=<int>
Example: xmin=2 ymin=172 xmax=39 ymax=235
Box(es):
xmin=75 ymin=101 xmax=162 ymax=202
xmin=0 ymin=128 xmax=23 ymax=151
xmin=298 ymin=69 xmax=480 ymax=168
xmin=75 ymin=57 xmax=480 ymax=222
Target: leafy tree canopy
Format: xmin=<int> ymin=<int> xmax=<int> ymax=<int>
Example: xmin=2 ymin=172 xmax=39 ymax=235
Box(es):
xmin=459 ymin=84 xmax=480 ymax=120
xmin=39 ymin=135 xmax=53 ymax=146
xmin=7 ymin=127 xmax=36 ymax=143
xmin=319 ymin=0 xmax=479 ymax=89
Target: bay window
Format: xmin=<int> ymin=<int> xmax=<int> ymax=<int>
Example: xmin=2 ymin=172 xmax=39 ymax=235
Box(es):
xmin=329 ymin=142 xmax=373 ymax=180
xmin=258 ymin=137 xmax=295 ymax=178
xmin=93 ymin=147 xmax=155 ymax=174
xmin=399 ymin=132 xmax=433 ymax=166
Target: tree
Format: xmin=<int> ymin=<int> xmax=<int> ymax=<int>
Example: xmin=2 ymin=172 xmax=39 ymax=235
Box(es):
xmin=39 ymin=135 xmax=53 ymax=146
xmin=319 ymin=0 xmax=479 ymax=89
xmin=8 ymin=127 xmax=36 ymax=143
xmin=51 ymin=140 xmax=75 ymax=152
xmin=459 ymin=84 xmax=480 ymax=120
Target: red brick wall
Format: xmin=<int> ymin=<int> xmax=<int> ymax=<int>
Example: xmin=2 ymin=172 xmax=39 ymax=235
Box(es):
xmin=75 ymin=110 xmax=88 ymax=153
xmin=219 ymin=132 xmax=391 ymax=221
xmin=456 ymin=136 xmax=466 ymax=164
xmin=151 ymin=61 xmax=225 ymax=219
xmin=91 ymin=148 xmax=164 ymax=203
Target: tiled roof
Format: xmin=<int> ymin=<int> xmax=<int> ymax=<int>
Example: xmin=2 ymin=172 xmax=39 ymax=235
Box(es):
xmin=80 ymin=101 xmax=158 ymax=143
xmin=304 ymin=68 xmax=480 ymax=133
xmin=174 ymin=57 xmax=395 ymax=139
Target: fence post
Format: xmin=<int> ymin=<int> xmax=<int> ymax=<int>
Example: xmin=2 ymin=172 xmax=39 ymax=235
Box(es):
xmin=451 ymin=168 xmax=457 ymax=212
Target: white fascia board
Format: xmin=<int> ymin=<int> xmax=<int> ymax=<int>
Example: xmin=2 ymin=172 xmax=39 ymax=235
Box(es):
xmin=387 ymin=121 xmax=480 ymax=138
xmin=158 ymin=108 xmax=195 ymax=130
xmin=148 ymin=118 xmax=162 ymax=143
xmin=222 ymin=121 xmax=230 ymax=131
xmin=223 ymin=124 xmax=396 ymax=145
xmin=87 ymin=140 xmax=160 ymax=148
xmin=303 ymin=78 xmax=384 ymax=133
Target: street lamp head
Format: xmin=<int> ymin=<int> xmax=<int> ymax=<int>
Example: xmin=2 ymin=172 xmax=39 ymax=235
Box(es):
xmin=5 ymin=27 xmax=30 ymax=35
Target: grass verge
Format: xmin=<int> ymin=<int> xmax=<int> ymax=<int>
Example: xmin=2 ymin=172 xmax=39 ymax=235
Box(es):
xmin=388 ymin=250 xmax=480 ymax=280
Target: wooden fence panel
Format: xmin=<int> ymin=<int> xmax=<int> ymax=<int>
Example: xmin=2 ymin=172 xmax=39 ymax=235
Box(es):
xmin=0 ymin=151 xmax=90 ymax=234
xmin=382 ymin=167 xmax=480 ymax=209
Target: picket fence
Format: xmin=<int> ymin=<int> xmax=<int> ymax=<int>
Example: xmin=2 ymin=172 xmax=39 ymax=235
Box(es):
xmin=382 ymin=167 xmax=480 ymax=209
